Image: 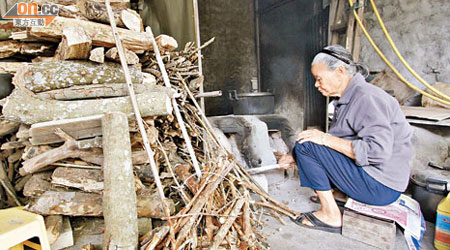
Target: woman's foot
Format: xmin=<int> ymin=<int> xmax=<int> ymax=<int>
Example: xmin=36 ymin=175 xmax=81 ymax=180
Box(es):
xmin=299 ymin=209 xmax=342 ymax=228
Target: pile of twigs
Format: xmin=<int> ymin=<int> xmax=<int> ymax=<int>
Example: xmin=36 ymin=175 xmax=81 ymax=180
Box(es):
xmin=136 ymin=42 xmax=299 ymax=250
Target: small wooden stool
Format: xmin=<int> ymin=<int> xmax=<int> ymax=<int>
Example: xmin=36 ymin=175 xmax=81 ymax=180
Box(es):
xmin=342 ymin=209 xmax=396 ymax=250
xmin=0 ymin=207 xmax=51 ymax=250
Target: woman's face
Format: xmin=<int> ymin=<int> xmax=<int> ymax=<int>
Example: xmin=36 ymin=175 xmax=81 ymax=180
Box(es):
xmin=311 ymin=62 xmax=345 ymax=97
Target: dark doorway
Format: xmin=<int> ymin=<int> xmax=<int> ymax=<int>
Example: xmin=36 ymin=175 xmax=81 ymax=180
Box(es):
xmin=259 ymin=0 xmax=328 ymax=130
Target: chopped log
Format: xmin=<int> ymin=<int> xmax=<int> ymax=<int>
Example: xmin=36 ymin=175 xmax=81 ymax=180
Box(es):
xmin=120 ymin=9 xmax=143 ymax=32
xmin=19 ymin=129 xmax=103 ymax=175
xmin=9 ymin=31 xmax=29 ymax=40
xmin=51 ymin=167 xmax=103 ymax=192
xmin=156 ymin=34 xmax=178 ymax=52
xmin=80 ymin=150 xmax=150 ymax=166
xmin=77 ymin=0 xmax=124 ymax=26
xmin=0 ymin=62 xmax=29 ymax=73
xmin=89 ymin=47 xmax=104 ymax=63
xmin=3 ymin=88 xmax=172 ymax=124
xmin=0 ymin=40 xmax=21 ymax=58
xmin=102 ymin=111 xmax=138 ymax=249
xmin=30 ymin=114 xmax=103 ymax=145
xmin=30 ymin=16 xmax=152 ymax=53
xmin=31 ymin=0 xmax=128 ymax=8
xmin=1 ymin=140 xmax=30 ymax=150
xmin=45 ymin=215 xmax=63 ymax=245
xmin=16 ymin=124 xmax=30 ymax=140
xmin=27 ymin=191 xmax=102 ymax=216
xmin=23 ymin=171 xmax=52 ymax=197
xmin=13 ymin=60 xmax=142 ymax=92
xmin=27 ymin=191 xmax=175 ymax=218
xmin=55 ymin=26 xmax=92 ymax=60
xmin=0 ymin=119 xmax=20 ymax=138
xmin=105 ymin=47 xmax=139 ymax=65
xmin=20 ymin=42 xmax=57 ymax=56
xmin=14 ymin=175 xmax=31 ymax=192
xmin=51 ymin=217 xmax=74 ymax=249
xmin=0 ymin=40 xmax=56 ymax=57
xmin=37 ymin=83 xmax=170 ymax=101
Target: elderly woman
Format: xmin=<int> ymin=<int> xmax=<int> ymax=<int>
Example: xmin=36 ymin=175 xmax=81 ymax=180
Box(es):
xmin=280 ymin=45 xmax=413 ymax=233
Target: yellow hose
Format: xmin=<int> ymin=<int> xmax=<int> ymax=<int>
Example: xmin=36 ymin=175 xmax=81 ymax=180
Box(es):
xmin=347 ymin=0 xmax=450 ymax=106
xmin=369 ymin=0 xmax=450 ymax=101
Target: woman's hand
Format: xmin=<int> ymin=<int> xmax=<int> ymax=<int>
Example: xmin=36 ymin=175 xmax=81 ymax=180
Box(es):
xmin=297 ymin=129 xmax=326 ymax=145
xmin=278 ymin=154 xmax=295 ymax=169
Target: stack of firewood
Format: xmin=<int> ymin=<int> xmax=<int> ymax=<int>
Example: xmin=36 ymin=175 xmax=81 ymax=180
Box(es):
xmin=0 ymin=0 xmax=298 ymax=249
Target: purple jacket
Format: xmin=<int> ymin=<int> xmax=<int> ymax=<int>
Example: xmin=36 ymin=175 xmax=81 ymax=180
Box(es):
xmin=329 ymin=73 xmax=413 ymax=192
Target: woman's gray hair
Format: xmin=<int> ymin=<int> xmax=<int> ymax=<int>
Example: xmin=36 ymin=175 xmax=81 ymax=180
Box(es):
xmin=312 ymin=45 xmax=369 ymax=78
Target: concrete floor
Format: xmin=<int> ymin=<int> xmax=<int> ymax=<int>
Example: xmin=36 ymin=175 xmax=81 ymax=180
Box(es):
xmin=259 ymin=172 xmax=436 ymax=250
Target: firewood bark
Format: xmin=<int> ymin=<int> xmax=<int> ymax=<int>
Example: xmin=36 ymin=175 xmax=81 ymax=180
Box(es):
xmin=77 ymin=0 xmax=143 ymax=31
xmin=23 ymin=171 xmax=52 ymax=197
xmin=45 ymin=215 xmax=63 ymax=245
xmin=20 ymin=42 xmax=57 ymax=56
xmin=51 ymin=167 xmax=103 ymax=193
xmin=55 ymin=26 xmax=92 ymax=60
xmin=13 ymin=60 xmax=142 ymax=92
xmin=120 ymin=9 xmax=143 ymax=32
xmin=3 ymin=88 xmax=173 ymax=124
xmin=37 ymin=83 xmax=171 ymax=101
xmin=26 ymin=191 xmax=175 ymax=218
xmin=31 ymin=0 xmax=128 ymax=8
xmin=0 ymin=119 xmax=20 ymax=138
xmin=19 ymin=129 xmax=102 ymax=175
xmin=80 ymin=150 xmax=150 ymax=166
xmin=30 ymin=115 xmax=104 ymax=145
xmin=155 ymin=34 xmax=178 ymax=53
xmin=0 ymin=62 xmax=29 ymax=73
xmin=105 ymin=47 xmax=139 ymax=64
xmin=30 ymin=16 xmax=152 ymax=53
xmin=0 ymin=40 xmax=21 ymax=58
xmin=102 ymin=111 xmax=138 ymax=249
xmin=89 ymin=47 xmax=104 ymax=63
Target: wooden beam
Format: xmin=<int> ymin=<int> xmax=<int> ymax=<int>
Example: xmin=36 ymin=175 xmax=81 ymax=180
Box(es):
xmin=3 ymin=88 xmax=173 ymax=124
xmin=26 ymin=190 xmax=175 ymax=218
xmin=13 ymin=60 xmax=142 ymax=93
xmin=102 ymin=111 xmax=138 ymax=249
xmin=29 ymin=16 xmax=170 ymax=53
xmin=36 ymin=83 xmax=171 ymax=101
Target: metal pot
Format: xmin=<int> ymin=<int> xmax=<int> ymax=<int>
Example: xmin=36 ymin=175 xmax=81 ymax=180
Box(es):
xmin=228 ymin=90 xmax=274 ymax=115
xmin=410 ymin=174 xmax=448 ymax=222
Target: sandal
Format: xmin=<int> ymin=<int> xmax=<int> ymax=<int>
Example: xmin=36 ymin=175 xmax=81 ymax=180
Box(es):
xmin=291 ymin=212 xmax=342 ymax=234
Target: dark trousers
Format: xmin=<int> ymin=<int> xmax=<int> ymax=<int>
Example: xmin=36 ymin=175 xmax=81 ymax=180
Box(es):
xmin=293 ymin=142 xmax=400 ymax=206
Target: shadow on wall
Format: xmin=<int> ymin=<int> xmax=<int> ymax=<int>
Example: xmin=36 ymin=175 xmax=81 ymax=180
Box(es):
xmin=140 ymin=0 xmax=195 ymax=50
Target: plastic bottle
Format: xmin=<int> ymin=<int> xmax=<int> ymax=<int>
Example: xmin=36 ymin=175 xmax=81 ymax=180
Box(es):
xmin=435 ymin=192 xmax=450 ymax=249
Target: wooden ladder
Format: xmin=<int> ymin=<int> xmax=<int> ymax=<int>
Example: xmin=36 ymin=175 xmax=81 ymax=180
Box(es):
xmin=328 ymin=0 xmax=365 ymax=60
xmin=325 ymin=0 xmax=366 ymax=131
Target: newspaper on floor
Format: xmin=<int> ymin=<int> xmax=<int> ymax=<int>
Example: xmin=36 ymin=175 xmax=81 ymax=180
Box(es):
xmin=344 ymin=194 xmax=422 ymax=239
